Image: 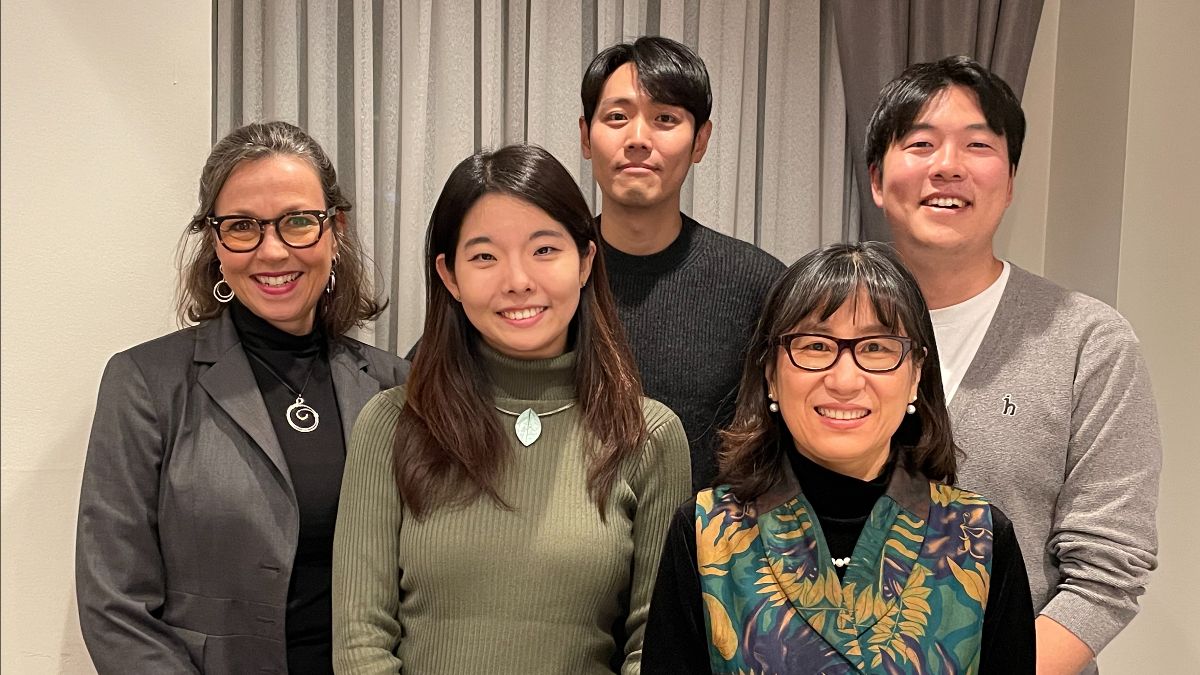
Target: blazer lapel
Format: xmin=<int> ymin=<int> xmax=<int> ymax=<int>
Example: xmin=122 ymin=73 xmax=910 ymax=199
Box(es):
xmin=194 ymin=312 xmax=293 ymax=489
xmin=329 ymin=339 xmax=383 ymax=448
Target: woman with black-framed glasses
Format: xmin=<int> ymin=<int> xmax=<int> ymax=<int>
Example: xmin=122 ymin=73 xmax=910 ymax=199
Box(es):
xmin=642 ymin=241 xmax=1035 ymax=674
xmin=75 ymin=121 xmax=408 ymax=675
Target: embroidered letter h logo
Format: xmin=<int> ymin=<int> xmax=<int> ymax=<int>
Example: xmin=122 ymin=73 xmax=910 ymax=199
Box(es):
xmin=1001 ymin=395 xmax=1017 ymax=417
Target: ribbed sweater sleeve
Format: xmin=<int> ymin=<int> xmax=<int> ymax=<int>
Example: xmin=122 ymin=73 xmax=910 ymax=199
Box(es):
xmin=332 ymin=390 xmax=405 ymax=674
xmin=620 ymin=403 xmax=691 ymax=674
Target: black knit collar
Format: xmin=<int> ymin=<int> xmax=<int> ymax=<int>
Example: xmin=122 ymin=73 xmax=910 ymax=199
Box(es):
xmin=598 ymin=212 xmax=704 ymax=276
xmin=787 ymin=443 xmax=894 ymax=520
xmin=229 ymin=299 xmax=323 ymax=357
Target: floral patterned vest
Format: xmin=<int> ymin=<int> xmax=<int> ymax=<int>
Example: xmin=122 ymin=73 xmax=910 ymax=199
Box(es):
xmin=696 ymin=466 xmax=993 ymax=674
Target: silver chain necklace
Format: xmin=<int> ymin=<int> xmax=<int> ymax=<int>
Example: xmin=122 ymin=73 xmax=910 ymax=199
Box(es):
xmin=246 ymin=350 xmax=320 ymax=433
xmin=494 ymin=402 xmax=576 ymax=446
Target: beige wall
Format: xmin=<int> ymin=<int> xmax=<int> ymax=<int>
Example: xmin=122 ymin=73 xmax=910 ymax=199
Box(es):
xmin=1105 ymin=0 xmax=1200 ymax=668
xmin=999 ymin=0 xmax=1200 ymax=668
xmin=0 ymin=1 xmax=211 ymax=672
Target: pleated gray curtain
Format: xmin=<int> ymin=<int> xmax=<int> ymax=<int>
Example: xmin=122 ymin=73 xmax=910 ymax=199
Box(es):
xmin=213 ymin=0 xmax=845 ymax=353
xmin=829 ymin=0 xmax=1045 ymax=242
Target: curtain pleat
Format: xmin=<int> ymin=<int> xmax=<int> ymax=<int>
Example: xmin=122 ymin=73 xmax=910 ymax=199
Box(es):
xmin=214 ymin=0 xmax=843 ymax=352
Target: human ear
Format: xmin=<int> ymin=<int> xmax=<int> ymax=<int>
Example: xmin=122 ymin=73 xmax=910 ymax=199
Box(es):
xmin=870 ymin=164 xmax=885 ymax=208
xmin=579 ymin=116 xmax=592 ymax=160
xmin=578 ymin=241 xmax=596 ymax=287
xmin=690 ymin=120 xmax=713 ymax=163
xmin=908 ymin=347 xmax=926 ymax=401
xmin=434 ymin=253 xmax=461 ymax=301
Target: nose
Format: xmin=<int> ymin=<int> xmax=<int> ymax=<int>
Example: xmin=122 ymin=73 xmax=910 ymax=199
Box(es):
xmin=625 ymin=115 xmax=650 ymax=152
xmin=503 ymin=257 xmax=534 ymax=295
xmin=931 ymin=144 xmax=964 ymax=180
xmin=822 ymin=347 xmax=865 ymax=395
xmin=256 ymin=225 xmax=289 ymax=261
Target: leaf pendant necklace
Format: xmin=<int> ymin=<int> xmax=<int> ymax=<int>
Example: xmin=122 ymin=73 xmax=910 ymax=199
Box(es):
xmin=495 ymin=402 xmax=577 ymax=446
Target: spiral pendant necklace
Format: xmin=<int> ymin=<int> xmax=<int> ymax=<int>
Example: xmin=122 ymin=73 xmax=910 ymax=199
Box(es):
xmin=246 ymin=350 xmax=320 ymax=433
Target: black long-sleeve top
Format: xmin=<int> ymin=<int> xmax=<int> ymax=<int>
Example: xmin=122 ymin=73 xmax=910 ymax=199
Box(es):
xmin=642 ymin=452 xmax=1036 ymax=673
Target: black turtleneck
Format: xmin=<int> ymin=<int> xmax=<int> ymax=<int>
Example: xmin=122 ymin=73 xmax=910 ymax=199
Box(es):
xmin=230 ymin=300 xmax=344 ymax=675
xmin=787 ymin=448 xmax=892 ymax=580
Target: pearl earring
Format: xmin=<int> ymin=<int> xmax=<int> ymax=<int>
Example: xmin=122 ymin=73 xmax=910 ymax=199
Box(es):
xmin=906 ymin=402 xmax=916 ymax=415
xmin=768 ymin=394 xmax=779 ymax=413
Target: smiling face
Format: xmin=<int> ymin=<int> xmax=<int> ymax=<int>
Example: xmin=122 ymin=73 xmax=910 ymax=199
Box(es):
xmin=580 ymin=63 xmax=711 ymax=212
xmin=767 ymin=290 xmax=922 ymax=480
xmin=870 ymin=85 xmax=1014 ymax=262
xmin=213 ymin=155 xmax=338 ymax=335
xmin=436 ymin=193 xmax=596 ymax=360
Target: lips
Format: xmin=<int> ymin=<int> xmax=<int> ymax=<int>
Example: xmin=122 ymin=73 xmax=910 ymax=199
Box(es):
xmin=920 ymin=195 xmax=971 ymax=209
xmin=815 ymin=406 xmax=870 ymax=420
xmin=499 ymin=306 xmax=546 ymax=321
xmin=252 ymin=272 xmax=301 ymax=287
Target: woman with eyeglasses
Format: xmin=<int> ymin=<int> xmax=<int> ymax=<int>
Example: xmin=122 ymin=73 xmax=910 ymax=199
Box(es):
xmin=331 ymin=145 xmax=690 ymax=673
xmin=642 ymin=242 xmax=1035 ymax=674
xmin=75 ymin=121 xmax=408 ymax=675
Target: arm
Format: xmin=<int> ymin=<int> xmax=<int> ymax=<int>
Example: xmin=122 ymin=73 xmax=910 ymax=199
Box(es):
xmin=1040 ymin=318 xmax=1161 ymax=664
xmin=332 ymin=392 xmax=406 ymax=674
xmin=980 ymin=507 xmax=1035 ymax=673
xmin=1035 ymin=616 xmax=1094 ymax=675
xmin=642 ymin=502 xmax=711 ymax=674
xmin=75 ymin=352 xmax=201 ymax=674
xmin=619 ymin=410 xmax=692 ymax=674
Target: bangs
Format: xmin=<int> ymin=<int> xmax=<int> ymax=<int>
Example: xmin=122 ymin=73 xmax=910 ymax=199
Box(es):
xmin=772 ymin=249 xmax=909 ymax=337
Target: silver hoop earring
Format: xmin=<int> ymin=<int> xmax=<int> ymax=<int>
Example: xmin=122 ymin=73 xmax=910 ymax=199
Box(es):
xmin=906 ymin=403 xmax=917 ymax=415
xmin=213 ymin=278 xmax=234 ymax=303
xmin=325 ymin=270 xmax=336 ymax=294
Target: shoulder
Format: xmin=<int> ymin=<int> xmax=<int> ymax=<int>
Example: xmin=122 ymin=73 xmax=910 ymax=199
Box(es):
xmin=640 ymin=396 xmax=684 ymax=434
xmin=115 ymin=324 xmax=202 ymax=364
xmin=335 ymin=337 xmax=410 ymax=380
xmin=688 ymin=216 xmax=786 ymax=280
xmin=104 ymin=324 xmax=206 ymax=387
xmin=362 ymin=384 xmax=409 ymax=420
xmin=1006 ymin=265 xmax=1138 ymax=344
xmin=929 ymin=480 xmax=992 ymax=508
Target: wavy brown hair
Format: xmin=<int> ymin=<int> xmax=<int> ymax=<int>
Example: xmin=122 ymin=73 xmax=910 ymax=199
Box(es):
xmin=395 ymin=145 xmax=645 ymax=519
xmin=717 ymin=242 xmax=958 ymax=502
xmin=176 ymin=121 xmax=383 ymax=335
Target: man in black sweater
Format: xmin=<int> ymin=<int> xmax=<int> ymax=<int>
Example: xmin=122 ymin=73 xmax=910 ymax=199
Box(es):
xmin=579 ymin=37 xmax=785 ymax=490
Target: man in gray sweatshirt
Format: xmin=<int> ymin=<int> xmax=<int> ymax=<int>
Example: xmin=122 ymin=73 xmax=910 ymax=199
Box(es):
xmin=865 ymin=56 xmax=1161 ymax=674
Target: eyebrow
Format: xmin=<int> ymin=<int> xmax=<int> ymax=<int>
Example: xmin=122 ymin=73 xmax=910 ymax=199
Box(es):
xmin=461 ymin=230 xmax=566 ymax=248
xmin=906 ymin=122 xmax=996 ymax=134
xmin=598 ymin=96 xmax=636 ymax=108
xmin=801 ymin=321 xmax=892 ymax=334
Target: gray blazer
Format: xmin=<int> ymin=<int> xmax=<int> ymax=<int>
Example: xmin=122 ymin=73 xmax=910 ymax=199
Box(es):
xmin=75 ymin=311 xmax=409 ymax=674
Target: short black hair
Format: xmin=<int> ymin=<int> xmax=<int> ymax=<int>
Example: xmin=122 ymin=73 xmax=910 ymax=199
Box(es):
xmin=865 ymin=55 xmax=1026 ymax=174
xmin=581 ymin=35 xmax=712 ymax=136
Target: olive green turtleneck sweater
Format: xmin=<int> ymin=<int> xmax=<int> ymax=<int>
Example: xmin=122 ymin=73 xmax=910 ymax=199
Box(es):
xmin=332 ymin=347 xmax=690 ymax=674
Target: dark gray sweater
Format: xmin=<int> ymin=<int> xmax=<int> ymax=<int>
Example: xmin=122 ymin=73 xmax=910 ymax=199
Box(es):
xmin=601 ymin=213 xmax=785 ymax=490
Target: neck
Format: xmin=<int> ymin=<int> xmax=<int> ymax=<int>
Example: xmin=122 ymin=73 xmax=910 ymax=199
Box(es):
xmin=894 ymin=244 xmax=1003 ymax=310
xmin=598 ymin=198 xmax=683 ymax=255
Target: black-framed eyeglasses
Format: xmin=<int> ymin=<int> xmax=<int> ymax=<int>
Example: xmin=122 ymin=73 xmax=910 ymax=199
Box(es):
xmin=208 ymin=207 xmax=337 ymax=252
xmin=776 ymin=333 xmax=915 ymax=373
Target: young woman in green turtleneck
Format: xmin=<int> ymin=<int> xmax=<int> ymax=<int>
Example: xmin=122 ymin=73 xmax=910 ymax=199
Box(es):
xmin=332 ymin=145 xmax=691 ymax=674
